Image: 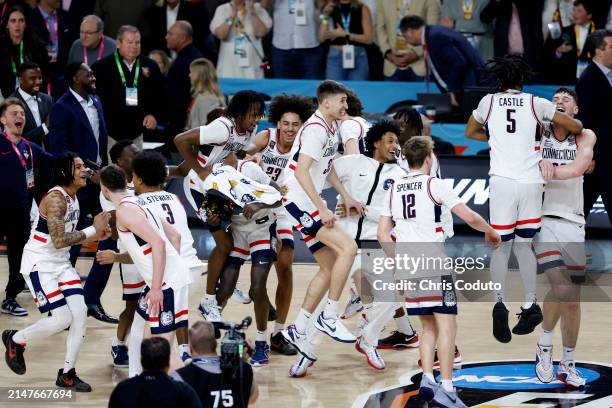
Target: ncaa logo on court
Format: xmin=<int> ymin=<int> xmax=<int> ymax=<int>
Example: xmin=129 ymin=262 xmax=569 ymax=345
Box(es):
xmin=354 ymin=360 xmax=612 ymax=408
xmin=383 ymin=179 xmax=394 ymax=190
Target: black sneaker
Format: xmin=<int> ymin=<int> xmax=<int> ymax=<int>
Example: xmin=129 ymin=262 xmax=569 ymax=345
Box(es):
xmin=512 ymin=303 xmax=543 ymax=335
xmin=270 ymin=332 xmax=298 ymax=355
xmin=2 ymin=330 xmax=26 ymax=375
xmin=1 ymin=298 xmax=28 ymax=316
xmin=56 ymin=368 xmax=92 ymax=392
xmin=493 ymin=302 xmax=512 ymax=343
xmin=268 ymin=303 xmax=277 ymax=322
xmin=378 ymin=331 xmax=420 ymax=350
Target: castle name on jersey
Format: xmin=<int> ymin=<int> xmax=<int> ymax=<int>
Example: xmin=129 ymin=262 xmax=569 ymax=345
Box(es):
xmin=541 ymin=147 xmax=576 ymax=161
xmin=262 ymin=154 xmax=289 ymax=168
xmin=396 ymin=180 xmax=423 ymax=192
xmin=498 ymin=97 xmax=525 ymax=107
xmin=138 ymin=193 xmax=174 ymax=205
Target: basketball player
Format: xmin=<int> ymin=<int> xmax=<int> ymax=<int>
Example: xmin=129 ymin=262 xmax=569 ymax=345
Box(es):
xmin=175 ymin=90 xmax=265 ymax=322
xmin=242 ymin=93 xmax=314 ymax=355
xmin=99 ymin=164 xmax=191 ymax=377
xmin=534 ymin=88 xmax=596 ymax=388
xmin=466 ymin=55 xmax=584 ymax=343
xmin=3 ymin=152 xmax=111 ymax=391
xmin=378 ymin=136 xmax=501 ymax=407
xmin=98 ymin=150 xmax=203 ymax=365
xmin=201 ymin=159 xmax=283 ymax=366
xmin=281 ymin=80 xmax=365 ymax=361
xmin=337 ymin=88 xmax=369 ymax=155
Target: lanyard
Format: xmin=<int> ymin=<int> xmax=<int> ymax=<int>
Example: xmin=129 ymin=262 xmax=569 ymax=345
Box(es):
xmin=114 ymin=51 xmax=140 ymax=87
xmin=3 ymin=132 xmax=33 ymax=171
xmin=234 ymin=4 xmax=247 ymax=34
xmin=43 ymin=13 xmax=58 ymax=44
xmin=1 ymin=2 xmax=8 ymax=21
xmin=10 ymin=41 xmax=24 ymax=76
xmin=84 ymin=35 xmax=105 ymax=65
xmin=340 ymin=4 xmax=351 ymax=31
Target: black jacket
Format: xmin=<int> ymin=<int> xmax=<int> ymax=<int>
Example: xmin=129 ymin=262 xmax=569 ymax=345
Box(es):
xmin=544 ymin=22 xmax=595 ymax=84
xmin=109 ymin=371 xmax=202 ymax=408
xmin=29 ymin=7 xmax=78 ymax=71
xmin=9 ymin=89 xmax=53 ymax=146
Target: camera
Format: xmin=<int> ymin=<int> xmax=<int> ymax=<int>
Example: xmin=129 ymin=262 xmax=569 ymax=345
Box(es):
xmin=217 ymin=316 xmax=252 ymax=379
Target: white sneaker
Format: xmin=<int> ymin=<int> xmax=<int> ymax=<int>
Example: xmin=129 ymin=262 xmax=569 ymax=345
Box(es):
xmin=535 ymin=343 xmax=554 ymax=383
xmin=341 ymin=292 xmax=363 ymax=319
xmin=282 ymin=325 xmax=317 ymax=362
xmin=198 ymin=298 xmax=223 ymax=322
xmin=231 ymin=286 xmax=252 ymax=304
xmin=355 ymin=338 xmax=385 ymax=370
xmin=289 ymin=355 xmax=313 ymax=378
xmin=314 ymin=311 xmax=357 ymax=343
xmin=353 ymin=313 xmax=368 ymax=338
xmin=557 ymin=360 xmax=586 ymax=388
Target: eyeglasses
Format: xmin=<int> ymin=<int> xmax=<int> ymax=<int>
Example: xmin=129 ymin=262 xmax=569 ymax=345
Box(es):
xmin=80 ymin=30 xmax=101 ymax=36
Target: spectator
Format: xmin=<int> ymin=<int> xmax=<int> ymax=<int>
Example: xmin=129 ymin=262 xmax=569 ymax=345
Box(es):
xmin=440 ymin=0 xmax=494 ymax=62
xmin=0 ymin=5 xmax=48 ymax=99
xmin=186 ymin=58 xmax=225 ymax=129
xmin=260 ymin=0 xmax=326 ymax=79
xmin=29 ymin=0 xmax=78 ymax=96
xmin=9 ymin=61 xmax=52 ymax=147
xmin=173 ymin=321 xmax=258 ymax=407
xmin=545 ymin=0 xmax=596 ymax=84
xmin=0 ymin=1 xmax=31 ymax=25
xmin=0 ymin=97 xmax=53 ymax=317
xmin=93 ymin=0 xmax=154 ymax=38
xmin=92 ymin=25 xmax=162 ymax=149
xmin=400 ymin=16 xmax=486 ymax=107
xmin=319 ymin=0 xmax=373 ymax=81
xmin=211 ymin=0 xmax=272 ymax=79
xmin=393 ymin=107 xmax=455 ymax=155
xmin=576 ymin=29 xmax=612 ymax=222
xmin=109 ymin=337 xmax=203 ymax=408
xmin=144 ymin=0 xmax=209 ymax=59
xmin=165 ymin=20 xmax=202 ymax=138
xmin=481 ymin=0 xmax=545 ymax=77
xmin=63 ymin=0 xmax=95 ymax=27
xmin=376 ymin=0 xmax=440 ymax=81
xmin=149 ymin=49 xmax=170 ymax=76
xmin=67 ymin=14 xmax=116 ymax=65
xmin=542 ymin=0 xmax=574 ymax=40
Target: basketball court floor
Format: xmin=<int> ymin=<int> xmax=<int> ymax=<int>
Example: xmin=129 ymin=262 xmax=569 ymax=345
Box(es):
xmin=1 ymin=259 xmax=612 ymax=407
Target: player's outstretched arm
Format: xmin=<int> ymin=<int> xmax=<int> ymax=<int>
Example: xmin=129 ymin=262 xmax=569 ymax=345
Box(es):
xmin=466 ymin=115 xmax=487 ymax=141
xmin=554 ymin=129 xmax=596 ymax=180
xmin=174 ymin=128 xmax=203 ymax=177
xmin=451 ymin=203 xmax=501 ymax=248
xmin=551 ymin=110 xmax=583 ymax=135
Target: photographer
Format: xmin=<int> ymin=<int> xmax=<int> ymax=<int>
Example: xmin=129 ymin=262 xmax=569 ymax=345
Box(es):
xmin=173 ymin=321 xmax=259 ymax=407
xmin=109 ymin=338 xmax=202 ymax=408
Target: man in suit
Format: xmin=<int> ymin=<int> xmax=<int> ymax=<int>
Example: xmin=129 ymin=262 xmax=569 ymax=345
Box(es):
xmin=164 ymin=21 xmax=202 ymax=139
xmin=9 ymin=61 xmax=53 ymax=147
xmin=576 ymin=29 xmax=612 ymax=223
xmin=400 ymin=16 xmax=486 ymax=107
xmin=376 ymin=0 xmax=440 ymax=81
xmin=545 ymin=0 xmax=596 ymax=84
xmin=47 ymin=62 xmax=117 ymax=323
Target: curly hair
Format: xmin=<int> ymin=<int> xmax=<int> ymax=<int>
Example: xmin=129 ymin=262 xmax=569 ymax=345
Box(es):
xmin=485 ymin=54 xmax=532 ymax=91
xmin=267 ymin=94 xmax=315 ymax=124
xmin=365 ymin=120 xmax=400 ymax=156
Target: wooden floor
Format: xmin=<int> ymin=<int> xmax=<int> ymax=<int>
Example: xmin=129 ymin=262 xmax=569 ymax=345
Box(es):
xmin=1 ymin=259 xmax=612 ymax=407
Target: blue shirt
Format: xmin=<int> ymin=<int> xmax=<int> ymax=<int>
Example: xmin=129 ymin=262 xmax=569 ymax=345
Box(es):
xmin=0 ymin=135 xmax=54 ymax=209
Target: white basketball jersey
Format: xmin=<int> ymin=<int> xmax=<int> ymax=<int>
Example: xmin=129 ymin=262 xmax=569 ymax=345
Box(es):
xmin=23 ymin=186 xmax=80 ymax=270
xmin=197 ymin=116 xmax=256 ymax=167
xmin=383 ymin=173 xmax=461 ymax=242
xmin=284 ymin=111 xmax=339 ymax=202
xmin=540 ymin=124 xmax=584 ymax=224
xmin=258 ymin=128 xmax=293 ymax=183
xmin=100 ymin=181 xmax=134 ymax=211
xmin=117 ymin=197 xmax=190 ymax=290
xmin=477 ymin=92 xmax=554 ymax=183
xmin=137 ymin=191 xmax=202 ymax=268
xmin=339 ymin=116 xmax=370 ymax=154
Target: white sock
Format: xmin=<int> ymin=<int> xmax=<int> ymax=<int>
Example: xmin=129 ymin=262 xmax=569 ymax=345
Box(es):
xmin=490 ymin=241 xmax=513 ymax=302
xmin=112 ymin=336 xmax=126 ymax=347
xmin=395 ymin=315 xmax=415 ymax=336
xmin=178 ymin=343 xmax=190 ymax=356
xmin=424 ymin=372 xmax=435 ymax=382
xmin=441 ymin=379 xmax=454 ymax=392
xmin=513 ymin=236 xmax=537 ymax=305
xmin=295 ymin=309 xmax=312 ymax=333
xmin=273 ymin=322 xmax=284 ymax=335
xmin=203 ymin=293 xmax=217 ymax=306
xmin=563 ymin=346 xmax=575 ymax=363
xmin=63 ymin=295 xmax=88 ymax=372
xmin=323 ymin=299 xmax=339 ymax=319
xmin=539 ymin=329 xmax=553 ymax=347
xmin=256 ymin=330 xmax=266 ymax=342
xmin=128 ymin=314 xmax=145 ymax=377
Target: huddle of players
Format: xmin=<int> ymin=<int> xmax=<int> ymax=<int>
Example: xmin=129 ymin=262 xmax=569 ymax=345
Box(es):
xmin=2 ymin=57 xmax=595 ymax=403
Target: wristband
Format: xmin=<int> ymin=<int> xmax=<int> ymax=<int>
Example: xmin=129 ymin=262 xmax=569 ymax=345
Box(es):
xmin=82 ymin=226 xmax=96 ymax=239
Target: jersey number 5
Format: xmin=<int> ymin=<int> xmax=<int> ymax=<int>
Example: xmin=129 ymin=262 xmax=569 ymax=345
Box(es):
xmin=161 ymin=203 xmax=175 ymax=224
xmin=402 ymin=194 xmax=416 ymax=219
xmin=506 ymin=109 xmax=516 ymax=133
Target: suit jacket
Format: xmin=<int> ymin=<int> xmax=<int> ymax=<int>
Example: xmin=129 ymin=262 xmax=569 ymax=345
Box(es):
xmin=481 ymin=0 xmax=544 ymax=73
xmin=544 ymin=22 xmax=595 ymax=84
xmin=425 ymin=25 xmax=485 ymax=94
xmin=376 ymin=0 xmax=440 ymax=77
xmin=8 ymin=89 xmax=53 ymax=146
xmin=575 ymin=62 xmax=612 ymax=191
xmin=47 ymin=90 xmax=108 ymax=166
xmin=29 ymin=7 xmax=78 ymax=69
